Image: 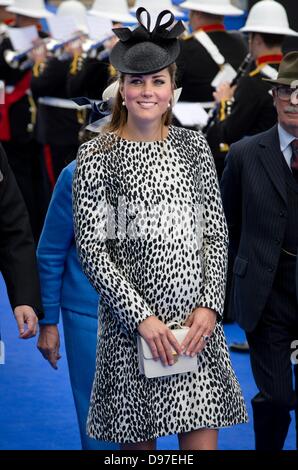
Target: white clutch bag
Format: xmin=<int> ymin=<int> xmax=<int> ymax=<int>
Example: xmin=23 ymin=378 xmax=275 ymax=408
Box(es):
xmin=137 ymin=322 xmax=198 ymax=379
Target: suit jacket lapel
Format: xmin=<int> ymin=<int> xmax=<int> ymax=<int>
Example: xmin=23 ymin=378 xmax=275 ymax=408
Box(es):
xmin=258 ymin=125 xmax=287 ymax=204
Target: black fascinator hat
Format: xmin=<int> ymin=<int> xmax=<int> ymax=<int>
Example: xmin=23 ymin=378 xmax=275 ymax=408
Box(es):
xmin=109 ymin=7 xmax=185 ymax=75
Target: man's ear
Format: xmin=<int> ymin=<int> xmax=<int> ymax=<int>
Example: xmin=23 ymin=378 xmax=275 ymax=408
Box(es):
xmin=271 ymin=88 xmax=277 ymax=107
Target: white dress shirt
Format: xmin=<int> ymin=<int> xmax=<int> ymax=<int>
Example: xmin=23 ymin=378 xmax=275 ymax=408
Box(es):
xmin=277 ymin=123 xmax=295 ymax=170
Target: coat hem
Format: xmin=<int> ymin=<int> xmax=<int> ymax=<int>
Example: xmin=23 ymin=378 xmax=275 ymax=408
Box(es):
xmin=87 ymin=417 xmax=249 ymax=444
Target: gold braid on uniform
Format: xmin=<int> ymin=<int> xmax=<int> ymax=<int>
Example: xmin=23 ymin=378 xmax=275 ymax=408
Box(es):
xmin=218 ymin=99 xmax=234 ymax=153
xmin=249 ymin=66 xmax=261 ymax=78
xmin=29 ymin=57 xmax=44 ymax=130
xmin=218 ymin=98 xmax=234 ymax=121
xmin=27 ymin=93 xmax=37 ymax=134
xmin=32 ymin=60 xmax=46 ymax=78
xmin=70 ymin=52 xmax=81 ymax=75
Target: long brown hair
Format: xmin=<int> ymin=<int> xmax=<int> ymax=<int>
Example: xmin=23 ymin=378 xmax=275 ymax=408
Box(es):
xmin=104 ymin=63 xmax=177 ymax=134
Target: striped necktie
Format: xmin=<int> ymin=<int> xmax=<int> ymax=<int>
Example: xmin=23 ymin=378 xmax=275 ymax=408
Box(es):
xmin=290 ymin=139 xmax=298 ymax=182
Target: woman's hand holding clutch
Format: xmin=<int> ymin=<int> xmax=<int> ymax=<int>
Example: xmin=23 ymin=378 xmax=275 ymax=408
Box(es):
xmin=137 ymin=316 xmax=183 ymax=367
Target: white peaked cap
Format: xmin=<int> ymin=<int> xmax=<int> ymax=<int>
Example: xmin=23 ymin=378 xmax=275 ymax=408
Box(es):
xmin=240 ymin=0 xmax=298 ymax=37
xmin=89 ymin=0 xmax=135 ymax=24
xmin=0 ymin=1 xmax=13 ymax=7
xmin=130 ymin=0 xmax=185 ymax=19
xmin=179 ymin=0 xmax=243 ymax=17
xmin=6 ymin=0 xmax=54 ymax=19
xmin=57 ymin=0 xmax=88 ymax=34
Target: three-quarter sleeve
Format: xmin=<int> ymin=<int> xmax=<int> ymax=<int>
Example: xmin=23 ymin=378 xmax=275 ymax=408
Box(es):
xmin=196 ymin=134 xmax=229 ymax=318
xmin=73 ymin=140 xmax=154 ymax=336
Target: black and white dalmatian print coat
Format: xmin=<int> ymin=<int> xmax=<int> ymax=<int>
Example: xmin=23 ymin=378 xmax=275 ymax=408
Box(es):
xmin=73 ymin=125 xmax=248 ymax=444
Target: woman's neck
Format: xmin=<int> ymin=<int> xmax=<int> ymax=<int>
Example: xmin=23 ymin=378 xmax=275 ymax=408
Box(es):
xmin=120 ymin=118 xmax=168 ymax=142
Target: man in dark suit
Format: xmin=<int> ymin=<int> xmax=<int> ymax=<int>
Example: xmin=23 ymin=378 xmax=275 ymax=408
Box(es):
xmin=0 ymin=144 xmax=43 ymax=338
xmin=221 ymin=51 xmax=298 ymax=450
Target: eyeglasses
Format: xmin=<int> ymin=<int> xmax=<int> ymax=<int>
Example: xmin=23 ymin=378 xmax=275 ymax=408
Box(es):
xmin=274 ymin=86 xmax=295 ymax=101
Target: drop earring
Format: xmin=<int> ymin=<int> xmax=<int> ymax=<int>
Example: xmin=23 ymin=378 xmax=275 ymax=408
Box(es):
xmin=122 ymin=100 xmax=126 ymax=106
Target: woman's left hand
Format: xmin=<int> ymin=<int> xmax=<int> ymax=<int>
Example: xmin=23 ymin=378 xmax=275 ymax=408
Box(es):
xmin=181 ymin=307 xmax=217 ymax=356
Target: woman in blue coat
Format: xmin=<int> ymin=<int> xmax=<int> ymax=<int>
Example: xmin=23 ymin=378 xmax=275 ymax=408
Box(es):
xmin=36 ymin=160 xmax=118 ymax=450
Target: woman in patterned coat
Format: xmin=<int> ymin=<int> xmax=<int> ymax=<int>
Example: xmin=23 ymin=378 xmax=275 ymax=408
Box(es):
xmin=73 ymin=7 xmax=248 ymax=450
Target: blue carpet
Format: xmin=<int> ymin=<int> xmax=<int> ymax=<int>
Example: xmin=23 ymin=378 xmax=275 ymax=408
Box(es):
xmin=0 ymin=275 xmax=295 ymax=450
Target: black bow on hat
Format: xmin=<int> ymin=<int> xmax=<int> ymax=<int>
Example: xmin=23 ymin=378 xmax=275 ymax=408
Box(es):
xmin=110 ymin=7 xmax=185 ymax=74
xmin=115 ymin=7 xmax=185 ymax=45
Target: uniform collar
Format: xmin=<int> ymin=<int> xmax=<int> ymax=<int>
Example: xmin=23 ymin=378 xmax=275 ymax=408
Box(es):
xmin=198 ymin=23 xmax=225 ymax=33
xmin=4 ymin=19 xmax=15 ymax=25
xmin=256 ymin=54 xmax=283 ymax=66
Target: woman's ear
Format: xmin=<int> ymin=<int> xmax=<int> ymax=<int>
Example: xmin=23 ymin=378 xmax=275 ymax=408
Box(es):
xmin=119 ymin=82 xmax=124 ymax=101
